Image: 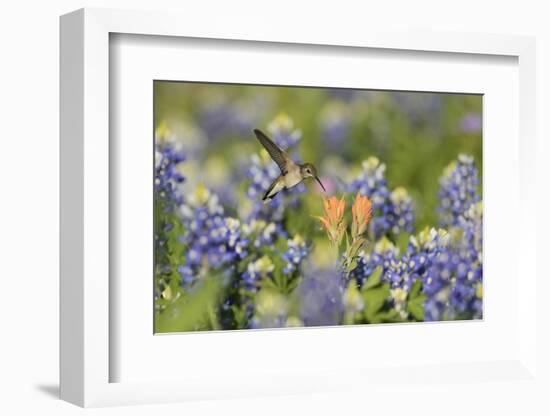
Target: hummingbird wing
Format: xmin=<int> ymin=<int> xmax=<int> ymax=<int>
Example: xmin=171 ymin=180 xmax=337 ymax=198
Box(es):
xmin=253 ymin=129 xmax=293 ymax=175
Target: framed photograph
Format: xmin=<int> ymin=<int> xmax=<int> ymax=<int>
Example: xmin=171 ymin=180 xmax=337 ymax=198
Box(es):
xmin=152 ymin=81 xmax=483 ymax=334
xmin=60 ymin=8 xmax=539 ymax=407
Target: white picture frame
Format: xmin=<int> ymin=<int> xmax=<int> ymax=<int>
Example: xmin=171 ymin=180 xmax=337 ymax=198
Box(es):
xmin=60 ymin=7 xmax=539 ymax=408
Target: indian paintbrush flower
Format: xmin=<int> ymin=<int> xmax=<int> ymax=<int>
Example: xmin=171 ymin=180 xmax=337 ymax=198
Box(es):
xmin=351 ymin=193 xmax=373 ymax=239
xmin=315 ymin=196 xmax=346 ymax=245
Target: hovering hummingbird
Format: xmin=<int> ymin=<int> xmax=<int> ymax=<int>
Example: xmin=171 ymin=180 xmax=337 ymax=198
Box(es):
xmin=253 ymin=128 xmax=326 ymax=201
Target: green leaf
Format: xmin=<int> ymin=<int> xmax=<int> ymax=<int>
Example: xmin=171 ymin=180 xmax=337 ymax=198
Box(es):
xmin=155 ymin=273 xmax=224 ymax=333
xmin=409 ymin=278 xmax=423 ymax=300
xmin=363 ymin=266 xmax=383 ymax=290
xmin=396 ymin=232 xmax=410 ymax=255
xmin=376 ymin=309 xmax=405 ymax=323
xmin=345 ymin=258 xmax=358 ymax=274
xmin=363 ymin=284 xmax=390 ymax=322
xmin=286 ymin=277 xmax=300 ymax=294
xmin=406 ymin=279 xmax=425 ymax=321
xmin=407 ymin=295 xmax=426 ymax=321
xmin=260 ymin=277 xmax=279 ymax=291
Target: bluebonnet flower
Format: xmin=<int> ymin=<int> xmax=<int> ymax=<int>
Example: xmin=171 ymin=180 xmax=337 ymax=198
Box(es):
xmin=458 ymin=202 xmax=483 ymax=268
xmin=348 ymin=241 xmax=395 ymax=289
xmin=349 ymin=227 xmax=465 ymax=321
xmin=240 ymin=255 xmax=275 ymax=324
xmin=222 ymin=217 xmax=250 ymax=263
xmin=158 ymin=120 xmax=208 ymax=159
xmin=298 ymin=265 xmax=344 ymax=326
xmin=452 ymin=201 xmax=483 ymax=318
xmin=391 ymin=92 xmax=442 ymax=128
xmin=197 ymin=94 xmax=256 ymax=140
xmin=242 ymin=219 xmax=279 ymax=249
xmin=267 ymin=113 xmax=302 ymax=150
xmin=387 ymin=187 xmax=415 ymax=235
xmin=348 ymin=157 xmax=391 ymax=238
xmin=348 ymin=157 xmax=415 ymax=238
xmin=177 ymin=265 xmax=195 ymax=286
xmin=390 ymin=287 xmax=409 ymax=319
xmin=241 ymin=255 xmax=275 ymax=291
xmin=407 ymin=223 xmax=482 ymax=321
xmin=356 ymin=227 xmax=453 ymax=321
xmin=154 ymin=139 xmax=186 ymax=210
xmin=154 ymin=131 xmax=187 ymax=298
xmin=343 ymin=175 xmax=482 ymax=323
xmin=438 ymin=154 xmax=480 ymax=227
xmin=319 ymin=101 xmax=350 ymax=149
xmin=250 ymin=289 xmax=288 ymax=329
xmin=459 ymin=112 xmax=482 ymax=134
xmin=354 ymin=237 xmax=410 ymax=290
xmin=406 ymin=228 xmax=452 ymax=320
xmin=282 ymin=234 xmax=309 ymax=275
xmin=178 ymin=185 xmax=248 ymax=288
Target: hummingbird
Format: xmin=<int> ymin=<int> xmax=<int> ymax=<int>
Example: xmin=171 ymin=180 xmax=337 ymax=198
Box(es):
xmin=253 ymin=128 xmax=326 ymax=201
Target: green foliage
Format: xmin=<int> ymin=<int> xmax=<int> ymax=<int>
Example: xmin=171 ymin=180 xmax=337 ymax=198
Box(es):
xmin=154 ymin=205 xmax=186 ymax=314
xmin=363 ymin=266 xmax=383 ymax=290
xmin=155 ymin=273 xmax=224 ymax=333
xmin=407 ymin=279 xmax=427 ymax=321
xmin=361 ymin=267 xmax=392 ymax=323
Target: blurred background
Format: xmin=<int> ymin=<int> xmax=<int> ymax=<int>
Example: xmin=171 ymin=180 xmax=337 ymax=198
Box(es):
xmin=154 ymin=82 xmax=482 ymax=228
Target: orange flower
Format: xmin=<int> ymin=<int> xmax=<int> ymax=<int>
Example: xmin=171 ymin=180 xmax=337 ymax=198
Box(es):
xmin=351 ymin=193 xmax=372 ymax=239
xmin=315 ymin=196 xmax=346 ymax=245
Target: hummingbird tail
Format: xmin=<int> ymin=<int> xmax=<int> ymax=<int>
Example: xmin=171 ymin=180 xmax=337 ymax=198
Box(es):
xmin=263 ymin=189 xmax=282 ymax=202
xmin=262 ymin=181 xmax=277 ymax=201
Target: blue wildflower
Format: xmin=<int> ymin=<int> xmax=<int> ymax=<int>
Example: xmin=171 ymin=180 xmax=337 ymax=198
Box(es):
xmin=154 ymin=141 xmax=185 ymax=210
xmin=387 ymin=187 xmax=415 ymax=235
xmin=319 ymin=102 xmax=350 ymax=149
xmin=154 ymin=135 xmax=187 ymax=295
xmin=267 ymin=113 xmax=302 ymax=150
xmin=241 ymin=255 xmax=275 ymax=291
xmin=282 ymin=234 xmax=309 ymax=275
xmin=298 ymin=265 xmax=344 ymax=326
xmin=242 ymin=219 xmax=279 ymax=249
xmin=348 ymin=157 xmax=415 ymax=239
xmin=391 ymin=92 xmax=442 ymax=127
xmin=250 ymin=289 xmax=288 ymax=329
xmin=459 ymin=112 xmax=482 ymax=134
xmin=348 ymin=157 xmax=391 ymax=238
xmin=408 ymin=221 xmax=482 ymax=321
xmin=178 ymin=185 xmax=248 ymax=288
xmin=438 ymin=154 xmax=480 ymax=227
xmin=197 ymin=95 xmax=256 ymax=140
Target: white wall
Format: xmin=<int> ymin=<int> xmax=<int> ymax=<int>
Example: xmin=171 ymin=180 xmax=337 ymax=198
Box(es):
xmin=1 ymin=1 xmax=548 ymax=414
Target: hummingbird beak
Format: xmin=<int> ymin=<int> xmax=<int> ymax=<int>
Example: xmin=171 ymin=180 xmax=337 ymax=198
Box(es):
xmin=315 ymin=176 xmax=327 ymax=192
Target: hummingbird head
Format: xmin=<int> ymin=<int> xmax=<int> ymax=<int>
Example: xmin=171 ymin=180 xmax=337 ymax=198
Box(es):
xmin=300 ymin=163 xmax=326 ymax=192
